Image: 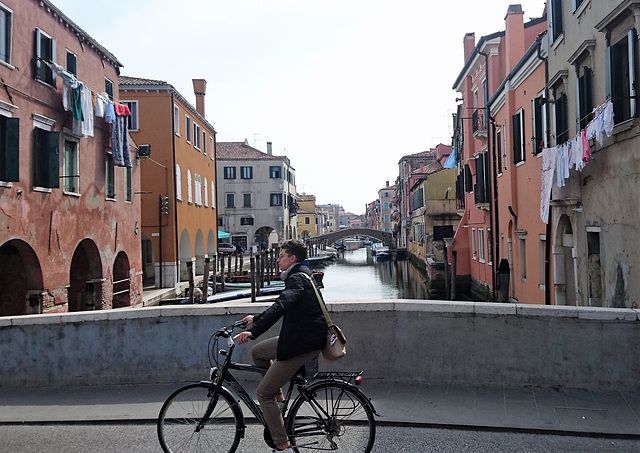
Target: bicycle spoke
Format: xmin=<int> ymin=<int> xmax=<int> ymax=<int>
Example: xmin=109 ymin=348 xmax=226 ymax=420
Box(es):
xmin=158 ymin=383 xmax=242 ymax=453
xmin=287 ymin=383 xmax=375 ymax=452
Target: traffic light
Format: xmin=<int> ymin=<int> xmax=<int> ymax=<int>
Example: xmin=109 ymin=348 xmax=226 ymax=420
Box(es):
xmin=160 ymin=196 xmax=169 ymax=215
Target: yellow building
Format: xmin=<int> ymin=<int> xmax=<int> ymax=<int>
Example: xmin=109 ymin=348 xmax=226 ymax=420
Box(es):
xmin=297 ymin=195 xmax=318 ymax=239
xmin=409 ymin=164 xmax=460 ymax=262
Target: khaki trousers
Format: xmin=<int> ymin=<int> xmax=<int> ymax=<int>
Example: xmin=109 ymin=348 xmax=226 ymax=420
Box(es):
xmin=251 ymin=336 xmax=320 ymax=445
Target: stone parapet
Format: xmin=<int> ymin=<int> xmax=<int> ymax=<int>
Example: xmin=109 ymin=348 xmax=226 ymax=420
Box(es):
xmin=0 ymin=301 xmax=638 ymax=390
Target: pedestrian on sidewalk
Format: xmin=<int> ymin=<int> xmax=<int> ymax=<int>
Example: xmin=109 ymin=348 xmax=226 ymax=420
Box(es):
xmin=234 ymin=239 xmax=327 ymax=453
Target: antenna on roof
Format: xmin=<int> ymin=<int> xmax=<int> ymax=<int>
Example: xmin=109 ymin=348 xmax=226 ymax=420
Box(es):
xmin=253 ymin=133 xmax=263 ymax=149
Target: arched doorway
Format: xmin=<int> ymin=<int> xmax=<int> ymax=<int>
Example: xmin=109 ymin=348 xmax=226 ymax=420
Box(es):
xmin=113 ymin=251 xmax=131 ymax=308
xmin=554 ymin=214 xmax=577 ymax=306
xmin=179 ymin=229 xmax=192 ymax=282
xmin=254 ymin=226 xmax=276 ymax=249
xmin=0 ymin=240 xmax=44 ymax=316
xmin=69 ymin=239 xmax=103 ymax=311
xmin=141 ymin=233 xmax=155 ymax=288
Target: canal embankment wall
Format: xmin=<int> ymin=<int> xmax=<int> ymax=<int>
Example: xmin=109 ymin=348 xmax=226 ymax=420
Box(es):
xmin=0 ymin=301 xmax=638 ymax=391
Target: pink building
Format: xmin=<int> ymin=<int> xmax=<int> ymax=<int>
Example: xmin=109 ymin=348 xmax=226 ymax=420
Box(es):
xmin=451 ymin=5 xmax=546 ymax=301
xmin=0 ymin=0 xmax=142 ymax=315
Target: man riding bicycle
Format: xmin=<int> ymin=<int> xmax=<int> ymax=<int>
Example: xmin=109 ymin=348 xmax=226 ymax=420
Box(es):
xmin=234 ymin=239 xmax=327 ymax=453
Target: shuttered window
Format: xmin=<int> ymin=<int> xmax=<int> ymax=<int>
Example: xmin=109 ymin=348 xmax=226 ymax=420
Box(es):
xmin=34 ymin=29 xmax=56 ymax=85
xmin=532 ymin=97 xmax=545 ymax=154
xmin=549 ymin=0 xmax=563 ymax=43
xmin=105 ymin=153 xmax=115 ymax=198
xmin=496 ymin=128 xmax=503 ymax=172
xmin=33 ymin=128 xmax=59 ymax=188
xmin=577 ymin=67 xmax=593 ymax=130
xmin=606 ymin=30 xmax=637 ymax=124
xmin=555 ymin=93 xmax=569 ymax=144
xmin=0 ymin=117 xmax=19 ymax=182
xmin=464 ymin=164 xmax=473 ymax=192
xmin=240 ymin=166 xmax=253 ymax=179
xmin=512 ymin=110 xmax=525 ymax=164
xmin=0 ymin=6 xmax=12 ymax=64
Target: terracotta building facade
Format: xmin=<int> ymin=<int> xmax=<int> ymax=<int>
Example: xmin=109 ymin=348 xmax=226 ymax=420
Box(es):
xmin=0 ymin=0 xmax=142 ymax=315
xmin=451 ymin=4 xmax=547 ymax=301
xmin=119 ymin=77 xmax=219 ymax=288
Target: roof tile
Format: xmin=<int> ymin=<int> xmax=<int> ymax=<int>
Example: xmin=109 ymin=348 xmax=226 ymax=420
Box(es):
xmin=216 ymin=141 xmax=282 ymax=161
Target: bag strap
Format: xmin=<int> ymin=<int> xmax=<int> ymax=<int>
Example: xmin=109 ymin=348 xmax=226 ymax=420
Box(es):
xmin=300 ymin=272 xmax=334 ymax=328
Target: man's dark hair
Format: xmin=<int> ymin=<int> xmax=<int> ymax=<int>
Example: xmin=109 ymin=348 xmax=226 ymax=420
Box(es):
xmin=280 ymin=239 xmax=307 ymax=263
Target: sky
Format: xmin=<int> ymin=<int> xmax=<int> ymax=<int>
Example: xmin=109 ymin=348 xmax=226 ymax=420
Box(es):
xmin=52 ymin=0 xmax=546 ymax=214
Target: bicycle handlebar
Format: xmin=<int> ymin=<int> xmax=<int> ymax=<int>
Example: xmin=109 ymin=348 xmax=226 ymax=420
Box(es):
xmin=234 ymin=319 xmax=249 ymax=329
xmin=215 ymin=319 xmax=248 ymax=338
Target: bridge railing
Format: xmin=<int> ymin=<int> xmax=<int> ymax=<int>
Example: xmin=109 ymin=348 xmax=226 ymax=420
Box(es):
xmin=1 ymin=301 xmax=638 ymax=390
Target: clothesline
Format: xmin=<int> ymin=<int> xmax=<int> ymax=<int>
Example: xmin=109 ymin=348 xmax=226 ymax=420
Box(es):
xmin=44 ymin=60 xmax=132 ymax=168
xmin=539 ymin=98 xmax=614 ymax=224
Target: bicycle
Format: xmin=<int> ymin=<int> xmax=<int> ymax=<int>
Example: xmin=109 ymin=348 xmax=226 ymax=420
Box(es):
xmin=157 ymin=320 xmax=378 ymax=452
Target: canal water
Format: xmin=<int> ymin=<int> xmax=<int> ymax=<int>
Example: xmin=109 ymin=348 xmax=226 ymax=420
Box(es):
xmin=309 ymin=247 xmax=431 ymax=301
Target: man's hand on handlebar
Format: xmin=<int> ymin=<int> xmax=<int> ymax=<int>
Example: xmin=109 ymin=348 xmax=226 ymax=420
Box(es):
xmin=232 ymin=315 xmax=254 ymax=344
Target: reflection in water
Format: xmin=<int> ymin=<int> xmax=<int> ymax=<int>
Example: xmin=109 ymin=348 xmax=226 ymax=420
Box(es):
xmin=312 ymin=248 xmax=430 ymax=301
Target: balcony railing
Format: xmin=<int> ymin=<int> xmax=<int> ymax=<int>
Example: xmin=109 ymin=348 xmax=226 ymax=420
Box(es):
xmin=472 ymin=109 xmax=487 ymax=136
xmin=474 ymin=183 xmax=489 ymax=205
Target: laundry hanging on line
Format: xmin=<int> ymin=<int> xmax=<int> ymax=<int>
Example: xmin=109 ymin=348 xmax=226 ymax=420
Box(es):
xmin=539 ymin=99 xmax=615 ymax=223
xmin=44 ymin=60 xmax=133 ymax=168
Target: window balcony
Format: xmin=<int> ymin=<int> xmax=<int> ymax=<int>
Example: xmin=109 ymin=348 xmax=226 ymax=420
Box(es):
xmin=472 ymin=109 xmax=487 ymax=138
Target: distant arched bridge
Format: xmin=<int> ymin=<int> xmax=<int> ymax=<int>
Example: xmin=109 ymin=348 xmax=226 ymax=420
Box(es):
xmin=308 ymin=228 xmax=394 ymax=248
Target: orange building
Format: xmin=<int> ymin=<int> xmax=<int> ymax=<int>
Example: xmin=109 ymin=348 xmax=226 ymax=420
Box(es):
xmin=487 ymin=10 xmax=552 ymax=304
xmin=451 ymin=5 xmax=547 ymax=301
xmin=0 ymin=0 xmax=142 ymax=315
xmin=119 ymin=77 xmax=218 ymax=288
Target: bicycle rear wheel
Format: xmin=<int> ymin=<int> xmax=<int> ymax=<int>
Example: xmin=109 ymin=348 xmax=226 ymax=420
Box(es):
xmin=286 ymin=381 xmax=375 ymax=452
xmin=158 ymin=383 xmax=242 ymax=453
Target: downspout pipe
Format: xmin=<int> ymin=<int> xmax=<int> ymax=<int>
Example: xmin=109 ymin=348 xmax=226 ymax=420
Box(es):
xmin=489 ymin=113 xmax=500 ymax=301
xmin=536 ymin=35 xmax=552 ymax=305
xmin=479 ymin=50 xmax=497 ymax=300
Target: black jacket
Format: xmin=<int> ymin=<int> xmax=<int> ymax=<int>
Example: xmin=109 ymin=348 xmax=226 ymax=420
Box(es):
xmin=248 ymin=264 xmax=327 ymax=361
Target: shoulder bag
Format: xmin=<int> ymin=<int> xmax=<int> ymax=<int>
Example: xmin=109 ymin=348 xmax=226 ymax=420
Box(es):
xmin=300 ymin=272 xmax=347 ymax=361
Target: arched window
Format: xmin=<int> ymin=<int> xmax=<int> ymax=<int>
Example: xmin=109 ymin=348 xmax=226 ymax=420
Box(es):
xmin=176 ymin=165 xmax=182 ymax=200
xmin=194 ymin=174 xmax=202 ymax=206
xmin=204 ymin=177 xmax=209 ymax=207
xmin=187 ymin=170 xmax=193 ymax=203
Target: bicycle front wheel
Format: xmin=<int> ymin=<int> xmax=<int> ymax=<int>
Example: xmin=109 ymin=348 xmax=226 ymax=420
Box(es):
xmin=286 ymin=381 xmax=375 ymax=452
xmin=158 ymin=383 xmax=242 ymax=453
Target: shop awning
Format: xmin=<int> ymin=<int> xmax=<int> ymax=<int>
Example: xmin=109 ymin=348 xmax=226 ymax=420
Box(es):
xmin=218 ymin=230 xmax=230 ymax=239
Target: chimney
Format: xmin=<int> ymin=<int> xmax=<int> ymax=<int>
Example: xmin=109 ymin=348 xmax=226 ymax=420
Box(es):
xmin=505 ymin=5 xmax=525 ymax=73
xmin=463 ymin=33 xmax=476 ymax=62
xmin=267 ymin=141 xmax=273 ymax=155
xmin=386 ymin=180 xmax=389 ymax=187
xmin=192 ymin=79 xmax=207 ymax=117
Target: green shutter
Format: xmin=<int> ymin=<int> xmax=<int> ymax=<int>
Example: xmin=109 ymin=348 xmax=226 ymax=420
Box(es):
xmin=3 ymin=117 xmax=19 ymax=182
xmin=512 ymin=114 xmax=520 ymax=163
xmin=42 ymin=130 xmax=59 ymax=188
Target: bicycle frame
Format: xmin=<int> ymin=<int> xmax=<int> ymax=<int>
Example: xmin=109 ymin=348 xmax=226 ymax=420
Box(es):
xmin=205 ymin=325 xmax=303 ymax=430
xmin=200 ymin=322 xmax=377 ymax=445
